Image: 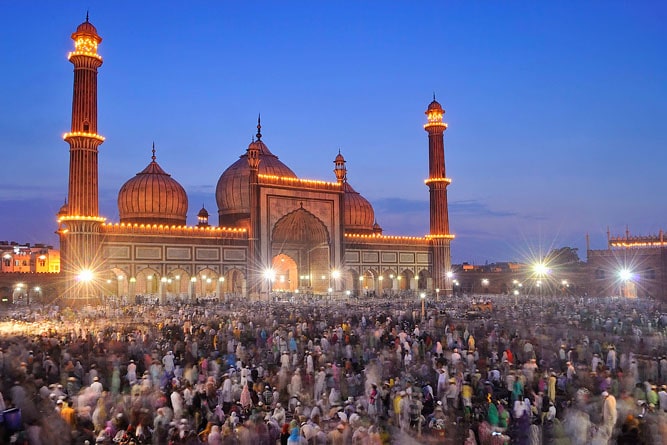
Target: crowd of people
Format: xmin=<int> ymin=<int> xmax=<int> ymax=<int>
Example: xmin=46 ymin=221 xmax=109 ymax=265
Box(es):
xmin=0 ymin=293 xmax=666 ymax=444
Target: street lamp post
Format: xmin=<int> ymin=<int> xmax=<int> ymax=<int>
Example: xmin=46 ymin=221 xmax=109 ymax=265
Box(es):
xmin=435 ymin=288 xmax=440 ymax=301
xmin=446 ymin=271 xmax=453 ymax=297
xmin=147 ymin=274 xmax=153 ymax=297
xmin=160 ymin=277 xmax=167 ymax=304
xmin=218 ymin=276 xmax=225 ymax=302
xmin=378 ymin=275 xmax=383 ymax=296
xmin=264 ymin=269 xmax=275 ymax=302
xmin=481 ymin=278 xmax=489 ymax=295
xmin=190 ymin=276 xmax=197 ymax=301
xmin=331 ymin=269 xmax=341 ymax=295
xmin=117 ymin=275 xmax=123 ymax=300
xmin=420 ymin=292 xmax=426 ymax=321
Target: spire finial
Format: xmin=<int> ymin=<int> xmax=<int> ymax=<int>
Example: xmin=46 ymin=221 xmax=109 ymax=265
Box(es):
xmin=433 ymin=92 xmax=436 ymax=101
xmin=151 ymin=142 xmax=156 ymax=161
xmin=256 ymin=114 xmax=262 ymax=141
xmin=86 ymin=10 xmax=89 ymax=22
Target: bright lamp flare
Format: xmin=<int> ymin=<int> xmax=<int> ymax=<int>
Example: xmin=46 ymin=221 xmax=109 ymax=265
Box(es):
xmin=331 ymin=270 xmax=341 ymax=279
xmin=619 ymin=269 xmax=633 ymax=281
xmin=263 ymin=268 xmax=276 ymax=281
xmin=533 ymin=263 xmax=548 ymax=276
xmin=78 ymin=270 xmax=94 ymax=282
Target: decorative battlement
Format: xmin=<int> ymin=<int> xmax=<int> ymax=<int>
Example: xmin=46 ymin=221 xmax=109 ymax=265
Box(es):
xmin=101 ymin=222 xmax=247 ymax=238
xmin=426 ymin=234 xmax=456 ymax=240
xmin=258 ymin=174 xmax=341 ymax=191
xmin=423 ymin=122 xmax=448 ymax=129
xmin=68 ymin=50 xmax=103 ymax=62
xmin=58 ymin=215 xmax=106 ymax=223
xmin=424 ymin=177 xmax=452 ymax=185
xmin=610 ymin=237 xmax=667 ymax=248
xmin=345 ymin=233 xmax=430 ymax=244
xmin=63 ymin=132 xmax=105 ymax=142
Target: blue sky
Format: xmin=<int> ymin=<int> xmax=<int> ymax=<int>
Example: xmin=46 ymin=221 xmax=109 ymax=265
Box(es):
xmin=0 ymin=1 xmax=665 ymax=264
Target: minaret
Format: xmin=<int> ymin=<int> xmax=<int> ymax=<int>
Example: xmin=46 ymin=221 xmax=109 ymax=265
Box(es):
xmin=333 ymin=150 xmax=347 ymax=266
xmin=58 ymin=16 xmax=106 ymax=302
xmin=424 ymin=96 xmax=454 ymax=294
xmin=247 ymin=116 xmax=262 ymax=299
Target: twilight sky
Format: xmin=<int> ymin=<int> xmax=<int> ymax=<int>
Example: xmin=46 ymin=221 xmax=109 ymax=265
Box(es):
xmin=0 ymin=2 xmax=665 ymax=264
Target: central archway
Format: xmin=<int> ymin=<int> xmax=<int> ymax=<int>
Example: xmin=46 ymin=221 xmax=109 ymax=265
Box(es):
xmin=272 ymin=207 xmax=331 ymax=294
xmin=271 ymin=253 xmax=298 ymax=292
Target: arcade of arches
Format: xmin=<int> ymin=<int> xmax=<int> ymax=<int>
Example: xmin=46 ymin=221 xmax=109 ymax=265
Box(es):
xmin=99 ymin=267 xmax=246 ymax=300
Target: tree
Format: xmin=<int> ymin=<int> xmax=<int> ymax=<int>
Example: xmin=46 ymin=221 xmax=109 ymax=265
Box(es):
xmin=545 ymin=247 xmax=581 ymax=266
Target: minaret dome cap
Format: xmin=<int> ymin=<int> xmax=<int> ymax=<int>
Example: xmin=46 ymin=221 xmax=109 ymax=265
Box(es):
xmin=72 ymin=18 xmax=102 ymax=43
xmin=427 ymin=99 xmax=443 ymax=112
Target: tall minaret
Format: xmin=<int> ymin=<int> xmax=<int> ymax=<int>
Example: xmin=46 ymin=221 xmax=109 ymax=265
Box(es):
xmin=58 ymin=16 xmax=106 ymax=301
xmin=247 ymin=117 xmax=262 ymax=299
xmin=424 ymin=96 xmax=454 ymax=294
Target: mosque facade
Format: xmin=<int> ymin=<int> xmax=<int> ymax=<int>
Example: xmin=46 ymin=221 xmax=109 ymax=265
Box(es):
xmin=57 ymin=18 xmax=454 ymax=303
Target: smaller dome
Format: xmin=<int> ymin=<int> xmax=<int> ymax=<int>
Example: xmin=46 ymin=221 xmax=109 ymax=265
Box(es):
xmin=198 ymin=206 xmax=209 ymax=218
xmin=118 ymin=149 xmax=188 ymax=226
xmin=373 ymin=221 xmax=383 ymax=234
xmin=72 ymin=16 xmax=102 ymax=42
xmin=427 ymin=98 xmax=443 ymax=112
xmin=343 ymin=182 xmax=375 ymax=234
xmin=334 ymin=152 xmax=345 ymax=163
xmin=57 ymin=201 xmax=69 ymax=217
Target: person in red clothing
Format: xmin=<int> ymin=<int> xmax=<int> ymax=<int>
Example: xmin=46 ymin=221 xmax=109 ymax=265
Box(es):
xmin=502 ymin=348 xmax=514 ymax=365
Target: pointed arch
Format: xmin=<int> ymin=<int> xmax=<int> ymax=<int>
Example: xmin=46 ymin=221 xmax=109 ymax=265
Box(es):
xmin=271 ymin=207 xmax=332 ymax=294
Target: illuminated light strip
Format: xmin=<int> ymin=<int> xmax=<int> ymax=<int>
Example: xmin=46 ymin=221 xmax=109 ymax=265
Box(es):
xmin=611 ymin=242 xmax=667 ymax=248
xmin=425 ymin=234 xmax=456 ymax=239
xmin=423 ymin=122 xmax=448 ymax=129
xmin=63 ymin=132 xmax=106 ymax=142
xmin=424 ymin=177 xmax=452 ymax=185
xmin=68 ymin=51 xmax=103 ymax=62
xmin=58 ymin=215 xmax=106 ymax=223
xmin=258 ymin=174 xmax=340 ymax=187
xmin=102 ymin=222 xmax=246 ymax=233
xmin=344 ymin=233 xmax=429 ymax=241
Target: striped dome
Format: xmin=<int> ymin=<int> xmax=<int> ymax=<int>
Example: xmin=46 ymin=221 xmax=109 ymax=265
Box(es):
xmin=343 ymin=182 xmax=376 ymax=234
xmin=118 ymin=152 xmax=188 ymax=225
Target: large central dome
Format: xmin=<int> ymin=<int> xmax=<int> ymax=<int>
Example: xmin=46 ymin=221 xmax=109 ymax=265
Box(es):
xmin=216 ymin=138 xmax=296 ymax=227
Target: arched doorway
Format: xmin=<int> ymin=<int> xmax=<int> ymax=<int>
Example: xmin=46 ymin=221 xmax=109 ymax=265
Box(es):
xmin=271 ymin=254 xmax=297 ymax=293
xmin=272 ymin=207 xmax=331 ymax=294
xmin=417 ymin=269 xmax=430 ymax=290
xmin=135 ymin=268 xmax=159 ymax=295
xmin=400 ymin=269 xmax=414 ymax=291
xmin=225 ymin=268 xmax=245 ymax=299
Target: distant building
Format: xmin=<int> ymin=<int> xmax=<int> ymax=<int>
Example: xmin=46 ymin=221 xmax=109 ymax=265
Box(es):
xmin=586 ymin=229 xmax=666 ymax=298
xmin=0 ymin=242 xmax=60 ymax=274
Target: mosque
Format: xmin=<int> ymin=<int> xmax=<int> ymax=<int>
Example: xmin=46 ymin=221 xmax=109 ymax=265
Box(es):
xmin=57 ymin=17 xmax=454 ymax=303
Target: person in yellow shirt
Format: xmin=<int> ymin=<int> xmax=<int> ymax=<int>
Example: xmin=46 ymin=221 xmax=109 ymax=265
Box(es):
xmin=393 ymin=390 xmax=404 ymax=426
xmin=462 ymin=381 xmax=473 ymax=420
xmin=60 ymin=400 xmax=76 ymax=429
xmin=548 ymin=372 xmax=557 ymax=403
